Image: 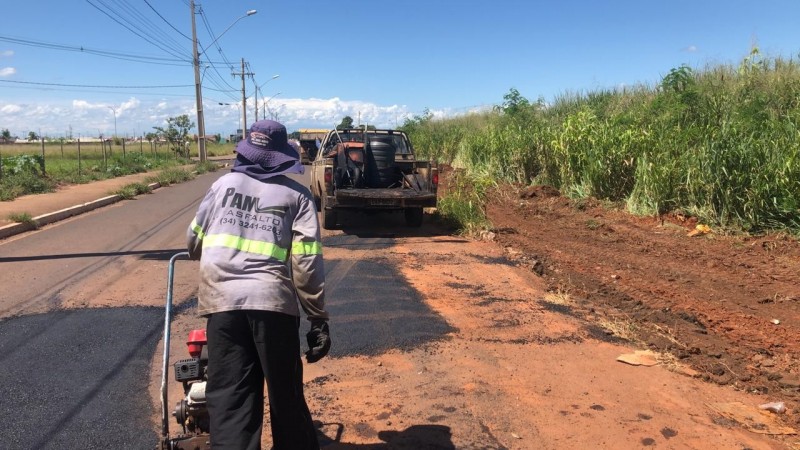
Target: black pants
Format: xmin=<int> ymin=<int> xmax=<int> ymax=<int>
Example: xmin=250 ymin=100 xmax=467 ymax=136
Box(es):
xmin=206 ymin=310 xmax=319 ymax=450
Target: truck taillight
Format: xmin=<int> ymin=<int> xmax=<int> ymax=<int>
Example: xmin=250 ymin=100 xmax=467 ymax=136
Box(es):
xmin=324 ymin=167 xmax=332 ymax=184
xmin=432 ymin=170 xmax=439 ymax=186
xmin=187 ymin=329 xmax=207 ymax=358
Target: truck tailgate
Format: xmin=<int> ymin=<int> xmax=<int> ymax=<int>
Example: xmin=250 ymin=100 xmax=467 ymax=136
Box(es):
xmin=335 ymin=188 xmax=437 ymax=208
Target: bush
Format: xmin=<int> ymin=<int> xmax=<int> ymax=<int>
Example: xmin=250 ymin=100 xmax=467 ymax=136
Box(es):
xmin=0 ymin=172 xmax=56 ymax=201
xmin=435 ymin=169 xmax=492 ymax=235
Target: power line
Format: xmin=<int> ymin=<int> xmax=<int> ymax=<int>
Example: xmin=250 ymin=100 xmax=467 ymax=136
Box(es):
xmin=0 ymin=79 xmax=193 ymax=89
xmin=0 ymin=83 xmax=196 ymax=97
xmin=86 ymin=0 xmax=187 ymax=60
xmin=143 ymin=0 xmax=192 ymax=41
xmin=106 ymin=0 xmax=188 ymax=53
xmin=0 ymin=34 xmax=238 ymax=66
xmin=198 ymin=7 xmax=239 ymax=94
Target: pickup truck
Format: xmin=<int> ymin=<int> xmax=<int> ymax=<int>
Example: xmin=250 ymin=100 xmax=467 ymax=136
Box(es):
xmin=297 ymin=128 xmax=328 ymax=163
xmin=309 ymin=128 xmax=438 ymax=229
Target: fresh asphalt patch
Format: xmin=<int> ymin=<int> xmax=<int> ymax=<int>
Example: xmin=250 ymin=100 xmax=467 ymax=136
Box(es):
xmin=0 ymin=237 xmax=453 ymax=448
xmin=317 ymin=257 xmax=456 ymax=357
xmin=0 ymin=307 xmax=163 ymax=449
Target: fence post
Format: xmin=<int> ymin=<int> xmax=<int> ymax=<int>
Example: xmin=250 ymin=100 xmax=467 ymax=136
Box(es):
xmin=140 ymin=134 xmax=144 ymax=154
xmin=102 ymin=135 xmax=107 ymax=171
xmin=40 ymin=137 xmax=46 ymax=175
xmin=0 ymin=146 xmax=3 ymax=180
xmin=122 ymin=137 xmax=126 ymax=160
xmin=77 ymin=136 xmax=82 ymax=177
xmin=60 ymin=138 xmax=64 ymax=157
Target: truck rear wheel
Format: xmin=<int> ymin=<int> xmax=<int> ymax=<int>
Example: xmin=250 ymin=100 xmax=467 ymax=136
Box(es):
xmin=321 ymin=195 xmax=338 ymax=230
xmin=313 ymin=194 xmax=321 ymax=212
xmin=404 ymin=207 xmax=424 ymax=227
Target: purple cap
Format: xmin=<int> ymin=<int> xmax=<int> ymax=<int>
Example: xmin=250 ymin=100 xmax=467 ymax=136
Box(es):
xmin=235 ymin=120 xmax=300 ymax=168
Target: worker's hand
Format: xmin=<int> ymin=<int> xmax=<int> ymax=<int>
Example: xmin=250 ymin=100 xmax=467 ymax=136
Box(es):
xmin=305 ymin=320 xmax=331 ymax=363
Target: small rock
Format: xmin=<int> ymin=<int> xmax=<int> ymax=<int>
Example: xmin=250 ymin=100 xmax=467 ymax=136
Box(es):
xmin=712 ymin=373 xmax=734 ymax=385
xmin=511 ymin=433 xmax=522 ymax=439
xmin=480 ymin=230 xmax=497 ymax=241
xmin=711 ymin=366 xmax=727 ymax=376
xmin=778 ymin=376 xmax=800 ymax=389
xmin=771 ymin=319 xmax=781 ymax=325
xmin=759 ymin=402 xmax=786 ymax=414
xmin=767 ymin=372 xmax=783 ymax=381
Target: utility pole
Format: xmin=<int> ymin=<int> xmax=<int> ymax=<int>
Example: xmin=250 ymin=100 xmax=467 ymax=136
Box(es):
xmin=190 ymin=0 xmax=207 ymax=161
xmin=232 ymin=58 xmax=254 ymax=138
xmin=253 ymin=79 xmax=259 ymax=122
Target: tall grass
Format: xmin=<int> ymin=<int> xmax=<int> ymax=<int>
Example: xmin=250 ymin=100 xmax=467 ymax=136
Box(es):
xmin=403 ymin=50 xmax=800 ymax=233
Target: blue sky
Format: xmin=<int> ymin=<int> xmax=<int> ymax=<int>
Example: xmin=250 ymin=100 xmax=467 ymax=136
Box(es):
xmin=1 ymin=0 xmax=799 ymax=138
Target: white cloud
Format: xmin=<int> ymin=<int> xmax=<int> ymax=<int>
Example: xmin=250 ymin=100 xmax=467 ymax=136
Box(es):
xmin=0 ymin=50 xmax=13 ymax=57
xmin=120 ymin=97 xmax=140 ymax=109
xmin=683 ymin=45 xmax=698 ymax=52
xmin=0 ymin=67 xmax=16 ymax=77
xmin=258 ymin=97 xmax=412 ymax=129
xmin=72 ymin=100 xmax=95 ymax=110
xmin=1 ymin=104 xmax=22 ymax=114
xmin=0 ymin=95 xmax=422 ymax=138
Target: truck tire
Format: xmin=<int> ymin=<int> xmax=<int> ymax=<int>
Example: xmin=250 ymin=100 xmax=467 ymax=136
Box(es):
xmin=313 ymin=194 xmax=321 ymax=212
xmin=404 ymin=207 xmax=423 ymax=227
xmin=321 ymin=195 xmax=338 ymax=230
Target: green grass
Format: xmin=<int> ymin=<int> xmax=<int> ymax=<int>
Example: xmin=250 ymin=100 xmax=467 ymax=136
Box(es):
xmin=402 ymin=50 xmax=800 ymax=235
xmin=435 ymin=169 xmax=493 ymax=235
xmin=8 ymin=212 xmax=37 ymax=228
xmin=145 ymin=167 xmax=195 ymax=186
xmin=113 ymin=182 xmax=153 ymax=199
xmin=0 ymin=142 xmax=204 ymax=201
xmin=194 ymin=160 xmax=222 ymax=175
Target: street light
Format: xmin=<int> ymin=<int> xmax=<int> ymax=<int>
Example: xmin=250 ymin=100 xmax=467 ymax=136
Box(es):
xmin=107 ymin=106 xmax=117 ymax=139
xmin=204 ymin=10 xmax=257 ymax=52
xmin=191 ymin=3 xmax=256 ymax=162
xmin=264 ymin=92 xmax=282 ymax=120
xmin=218 ymin=102 xmax=242 ymax=140
xmin=254 ymin=74 xmax=279 ymax=121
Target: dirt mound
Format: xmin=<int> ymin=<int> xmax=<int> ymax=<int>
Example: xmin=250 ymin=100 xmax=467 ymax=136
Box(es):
xmin=483 ymin=182 xmax=800 ymax=423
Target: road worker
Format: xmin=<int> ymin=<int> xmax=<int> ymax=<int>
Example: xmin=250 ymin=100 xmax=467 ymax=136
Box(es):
xmin=187 ymin=119 xmax=330 ymax=450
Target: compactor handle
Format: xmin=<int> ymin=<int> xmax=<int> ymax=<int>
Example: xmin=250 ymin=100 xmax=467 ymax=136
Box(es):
xmin=160 ymin=252 xmax=191 ymax=440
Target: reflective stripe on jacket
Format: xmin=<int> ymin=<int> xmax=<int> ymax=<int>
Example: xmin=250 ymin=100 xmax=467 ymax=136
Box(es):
xmin=187 ymin=172 xmax=327 ymax=320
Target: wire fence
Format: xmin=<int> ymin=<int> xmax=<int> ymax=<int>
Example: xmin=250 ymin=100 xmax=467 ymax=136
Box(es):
xmin=0 ymin=138 xmax=182 ymax=181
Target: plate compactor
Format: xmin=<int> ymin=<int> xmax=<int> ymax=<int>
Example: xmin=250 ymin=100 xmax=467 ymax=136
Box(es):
xmin=159 ymin=252 xmax=211 ymax=450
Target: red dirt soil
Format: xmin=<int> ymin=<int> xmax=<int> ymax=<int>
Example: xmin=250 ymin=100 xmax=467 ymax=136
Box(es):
xmin=483 ymin=179 xmax=800 ymax=420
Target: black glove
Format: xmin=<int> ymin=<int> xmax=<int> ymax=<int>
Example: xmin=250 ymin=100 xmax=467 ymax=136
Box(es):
xmin=305 ymin=320 xmax=331 ymax=363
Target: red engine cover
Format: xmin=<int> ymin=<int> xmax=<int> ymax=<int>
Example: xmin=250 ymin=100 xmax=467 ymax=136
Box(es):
xmin=186 ymin=328 xmax=207 ymax=358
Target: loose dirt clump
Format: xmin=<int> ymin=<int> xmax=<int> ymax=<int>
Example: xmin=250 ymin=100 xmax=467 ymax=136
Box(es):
xmin=483 ymin=182 xmax=800 ymax=422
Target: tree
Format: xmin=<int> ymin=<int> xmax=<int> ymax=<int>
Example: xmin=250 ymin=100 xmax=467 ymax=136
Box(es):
xmin=497 ymin=88 xmax=530 ymax=116
xmin=153 ymin=114 xmax=194 ymax=157
xmin=400 ymin=108 xmax=433 ymax=134
xmin=336 ymin=116 xmax=354 ymax=130
xmin=1 ymin=128 xmax=10 ymax=143
xmin=27 ymin=131 xmax=39 ymax=142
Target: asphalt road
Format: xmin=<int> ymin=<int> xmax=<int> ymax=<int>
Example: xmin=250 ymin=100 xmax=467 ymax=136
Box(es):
xmin=0 ymin=166 xmax=452 ymax=449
